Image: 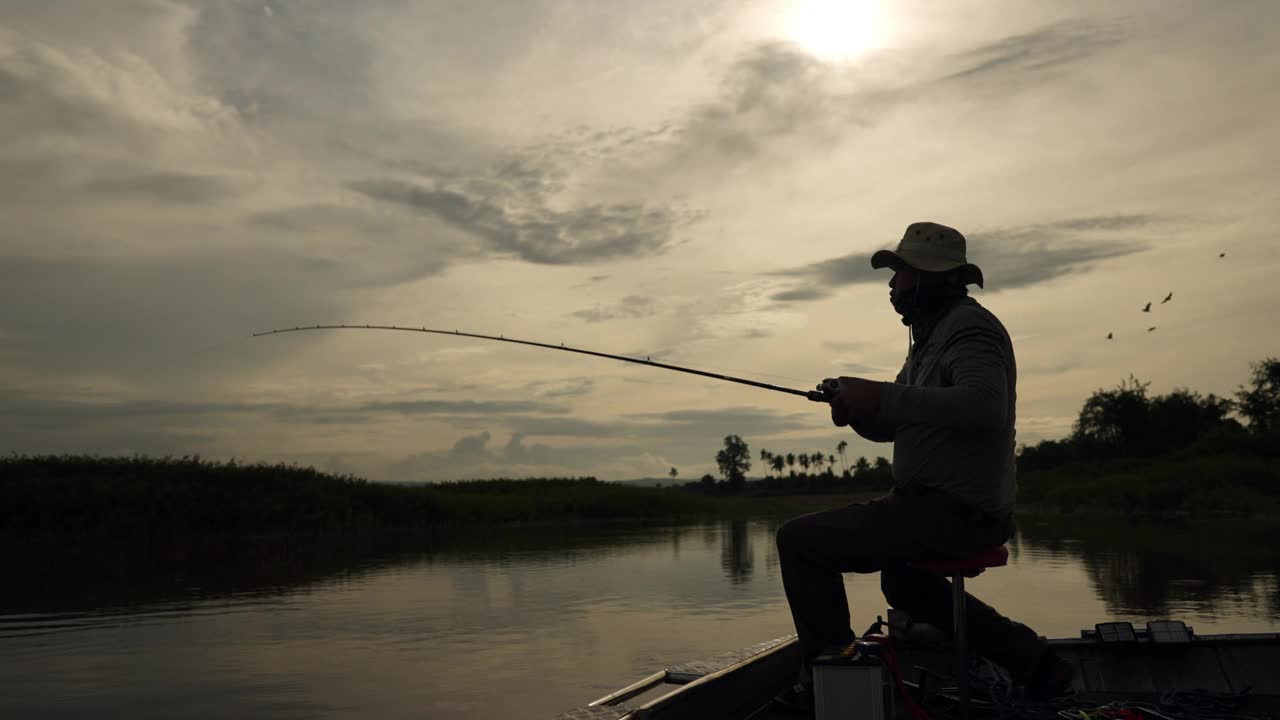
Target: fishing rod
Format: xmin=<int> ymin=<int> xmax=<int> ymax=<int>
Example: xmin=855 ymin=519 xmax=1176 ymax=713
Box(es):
xmin=251 ymin=324 xmax=843 ymax=402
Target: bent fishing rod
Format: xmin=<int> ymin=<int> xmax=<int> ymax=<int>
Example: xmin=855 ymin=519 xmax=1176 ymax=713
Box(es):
xmin=251 ymin=324 xmax=843 ymax=403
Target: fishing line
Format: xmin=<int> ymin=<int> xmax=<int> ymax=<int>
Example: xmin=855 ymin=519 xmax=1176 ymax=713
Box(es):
xmin=252 ymin=324 xmax=841 ymax=402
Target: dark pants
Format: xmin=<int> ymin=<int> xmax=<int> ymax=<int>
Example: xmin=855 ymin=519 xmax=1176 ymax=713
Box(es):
xmin=776 ymin=490 xmax=1047 ymax=683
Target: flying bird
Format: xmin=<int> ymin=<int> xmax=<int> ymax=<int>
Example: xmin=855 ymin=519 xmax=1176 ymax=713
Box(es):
xmin=1162 ymin=292 xmax=1173 ymax=304
xmin=1142 ymin=302 xmax=1151 ymax=312
xmin=1219 ymin=252 xmax=1226 ymax=258
xmin=1147 ymin=327 xmax=1157 ymax=332
xmin=1106 ymin=332 xmax=1113 ymax=339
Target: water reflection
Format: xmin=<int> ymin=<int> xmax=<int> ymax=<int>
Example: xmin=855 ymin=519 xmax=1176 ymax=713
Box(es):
xmin=1014 ymin=514 xmax=1280 ymax=621
xmin=721 ymin=519 xmax=755 ymax=584
xmin=4 ymin=516 xmax=1279 ymax=627
xmin=1 ymin=514 xmax=1278 ymax=720
xmin=4 ymin=516 xmax=1279 ymax=629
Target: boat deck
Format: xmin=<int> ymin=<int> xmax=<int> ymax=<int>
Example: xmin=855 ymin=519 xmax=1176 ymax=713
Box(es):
xmin=555 ymin=620 xmax=1280 ymax=720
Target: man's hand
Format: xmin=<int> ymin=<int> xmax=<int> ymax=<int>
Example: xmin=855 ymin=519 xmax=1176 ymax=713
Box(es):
xmin=827 ymin=376 xmax=885 ymax=427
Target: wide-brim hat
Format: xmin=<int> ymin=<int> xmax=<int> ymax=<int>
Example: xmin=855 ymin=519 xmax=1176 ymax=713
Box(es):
xmin=870 ymin=221 xmax=984 ymax=288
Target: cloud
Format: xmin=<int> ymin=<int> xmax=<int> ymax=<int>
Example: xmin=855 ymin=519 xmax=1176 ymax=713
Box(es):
xmin=611 ymin=21 xmax=1129 ymax=181
xmin=630 ymin=406 xmax=816 ymax=437
xmin=495 ymin=415 xmax=623 ymax=439
xmin=570 ymin=273 xmax=612 ymax=288
xmin=0 ymin=233 xmax=458 ymax=384
xmin=967 ymin=215 xmax=1154 ymax=289
xmin=350 ymin=177 xmax=699 ymax=265
xmin=84 ymin=171 xmax=241 ymax=203
xmin=0 ymin=250 xmax=347 ymax=381
xmin=823 ymin=340 xmax=868 ymax=352
xmin=769 ymin=287 xmax=828 ymax=303
xmin=184 ymin=1 xmax=378 ymax=127
xmin=0 ymin=393 xmax=570 ymax=432
xmin=385 ymin=429 xmax=676 ymax=482
xmin=943 ymin=19 xmax=1129 ymax=86
xmin=569 ymin=295 xmax=657 ymax=323
xmin=431 ymin=403 xmax=818 ymax=443
xmin=447 ymin=430 xmax=494 ymax=461
xmin=245 ymin=203 xmax=395 ymax=234
xmin=0 ymin=19 xmax=241 ymax=150
xmin=826 ymin=362 xmax=887 ymax=375
xmin=520 ymin=378 xmax=597 ymax=399
xmin=767 ymin=214 xmax=1156 ymax=302
xmin=676 ymin=44 xmax=849 ymax=159
xmin=620 ymin=43 xmax=883 ymax=177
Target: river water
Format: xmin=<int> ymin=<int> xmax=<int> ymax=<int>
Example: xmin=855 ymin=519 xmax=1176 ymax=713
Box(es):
xmin=2 ymin=513 xmax=1278 ymax=719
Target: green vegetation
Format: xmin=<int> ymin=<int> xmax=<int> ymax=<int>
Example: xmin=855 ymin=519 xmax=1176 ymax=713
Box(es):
xmin=0 ymin=455 xmax=722 ymax=537
xmin=678 ymin=435 xmax=892 ymax=496
xmin=715 ymin=434 xmax=751 ymax=491
xmin=1016 ymin=357 xmax=1280 ymax=515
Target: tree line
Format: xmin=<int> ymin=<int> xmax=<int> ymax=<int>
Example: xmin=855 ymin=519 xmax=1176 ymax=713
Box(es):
xmin=673 ymin=435 xmax=893 ymax=495
xmin=1018 ymin=357 xmax=1279 ymax=469
xmin=1015 ymin=357 xmax=1279 ymax=513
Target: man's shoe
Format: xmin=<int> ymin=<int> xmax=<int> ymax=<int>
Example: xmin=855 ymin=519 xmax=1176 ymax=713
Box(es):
xmin=1025 ymin=651 xmax=1074 ymax=700
xmin=770 ymin=681 xmax=815 ymax=717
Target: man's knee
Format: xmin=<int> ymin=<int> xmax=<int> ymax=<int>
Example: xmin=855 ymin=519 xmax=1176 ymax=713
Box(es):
xmin=776 ymin=516 xmax=802 ymax=553
xmin=776 ymin=513 xmax=819 ymax=554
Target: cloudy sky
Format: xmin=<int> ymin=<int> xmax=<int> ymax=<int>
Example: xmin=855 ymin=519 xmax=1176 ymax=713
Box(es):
xmin=2 ymin=0 xmax=1277 ymax=483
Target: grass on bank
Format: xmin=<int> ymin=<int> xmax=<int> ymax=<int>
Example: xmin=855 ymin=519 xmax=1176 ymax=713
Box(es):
xmin=1 ymin=454 xmax=862 ymax=537
xmin=1017 ymin=453 xmax=1280 ymax=515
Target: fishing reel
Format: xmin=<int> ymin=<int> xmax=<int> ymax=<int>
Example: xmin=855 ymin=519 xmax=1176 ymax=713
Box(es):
xmin=807 ymin=377 xmax=844 ymax=403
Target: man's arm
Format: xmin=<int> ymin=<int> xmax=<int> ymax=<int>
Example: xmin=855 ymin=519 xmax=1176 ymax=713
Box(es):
xmin=833 ymin=365 xmax=906 ymax=442
xmin=850 ymin=416 xmax=896 ymax=443
xmin=878 ymin=328 xmax=1010 ymax=430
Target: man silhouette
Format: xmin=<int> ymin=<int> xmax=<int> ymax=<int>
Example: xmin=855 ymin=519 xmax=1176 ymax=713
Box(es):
xmin=772 ymin=222 xmax=1073 ymax=714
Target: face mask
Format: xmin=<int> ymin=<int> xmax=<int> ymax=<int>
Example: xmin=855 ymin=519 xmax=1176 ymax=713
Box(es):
xmin=890 ymin=280 xmax=966 ymax=326
xmin=889 ymin=286 xmax=919 ymax=326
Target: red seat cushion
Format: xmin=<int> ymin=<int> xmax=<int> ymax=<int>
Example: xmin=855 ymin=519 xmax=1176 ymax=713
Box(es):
xmin=912 ymin=544 xmax=1009 ymax=577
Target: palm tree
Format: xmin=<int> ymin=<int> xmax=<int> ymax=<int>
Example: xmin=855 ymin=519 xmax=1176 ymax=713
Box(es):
xmin=855 ymin=456 xmax=871 ymax=477
xmin=772 ymin=455 xmax=785 ymax=477
xmin=836 ymin=440 xmax=848 ymax=475
xmin=760 ymin=449 xmax=773 ymax=478
xmin=827 ymin=454 xmax=836 ymax=476
xmin=785 ymin=453 xmax=796 ymax=477
xmin=669 ymin=466 xmax=678 ymax=482
xmin=810 ymin=452 xmax=825 ymax=474
xmin=798 ymin=454 xmax=811 ymax=475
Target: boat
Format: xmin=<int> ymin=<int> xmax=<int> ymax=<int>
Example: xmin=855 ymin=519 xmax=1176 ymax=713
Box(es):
xmin=552 ymin=610 xmax=1280 ymax=720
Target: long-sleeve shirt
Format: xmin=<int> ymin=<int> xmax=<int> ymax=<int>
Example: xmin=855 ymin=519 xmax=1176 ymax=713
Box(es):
xmin=868 ymin=297 xmax=1018 ymax=518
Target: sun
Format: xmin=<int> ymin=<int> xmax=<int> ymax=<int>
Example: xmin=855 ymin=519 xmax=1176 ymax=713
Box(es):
xmin=780 ymin=0 xmax=885 ymax=62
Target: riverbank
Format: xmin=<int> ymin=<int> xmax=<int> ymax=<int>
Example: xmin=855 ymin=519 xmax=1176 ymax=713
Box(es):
xmin=0 ymin=454 xmax=878 ymax=538
xmin=1016 ymin=450 xmax=1280 ymax=516
xmin=4 ymin=453 xmax=1277 ymax=539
